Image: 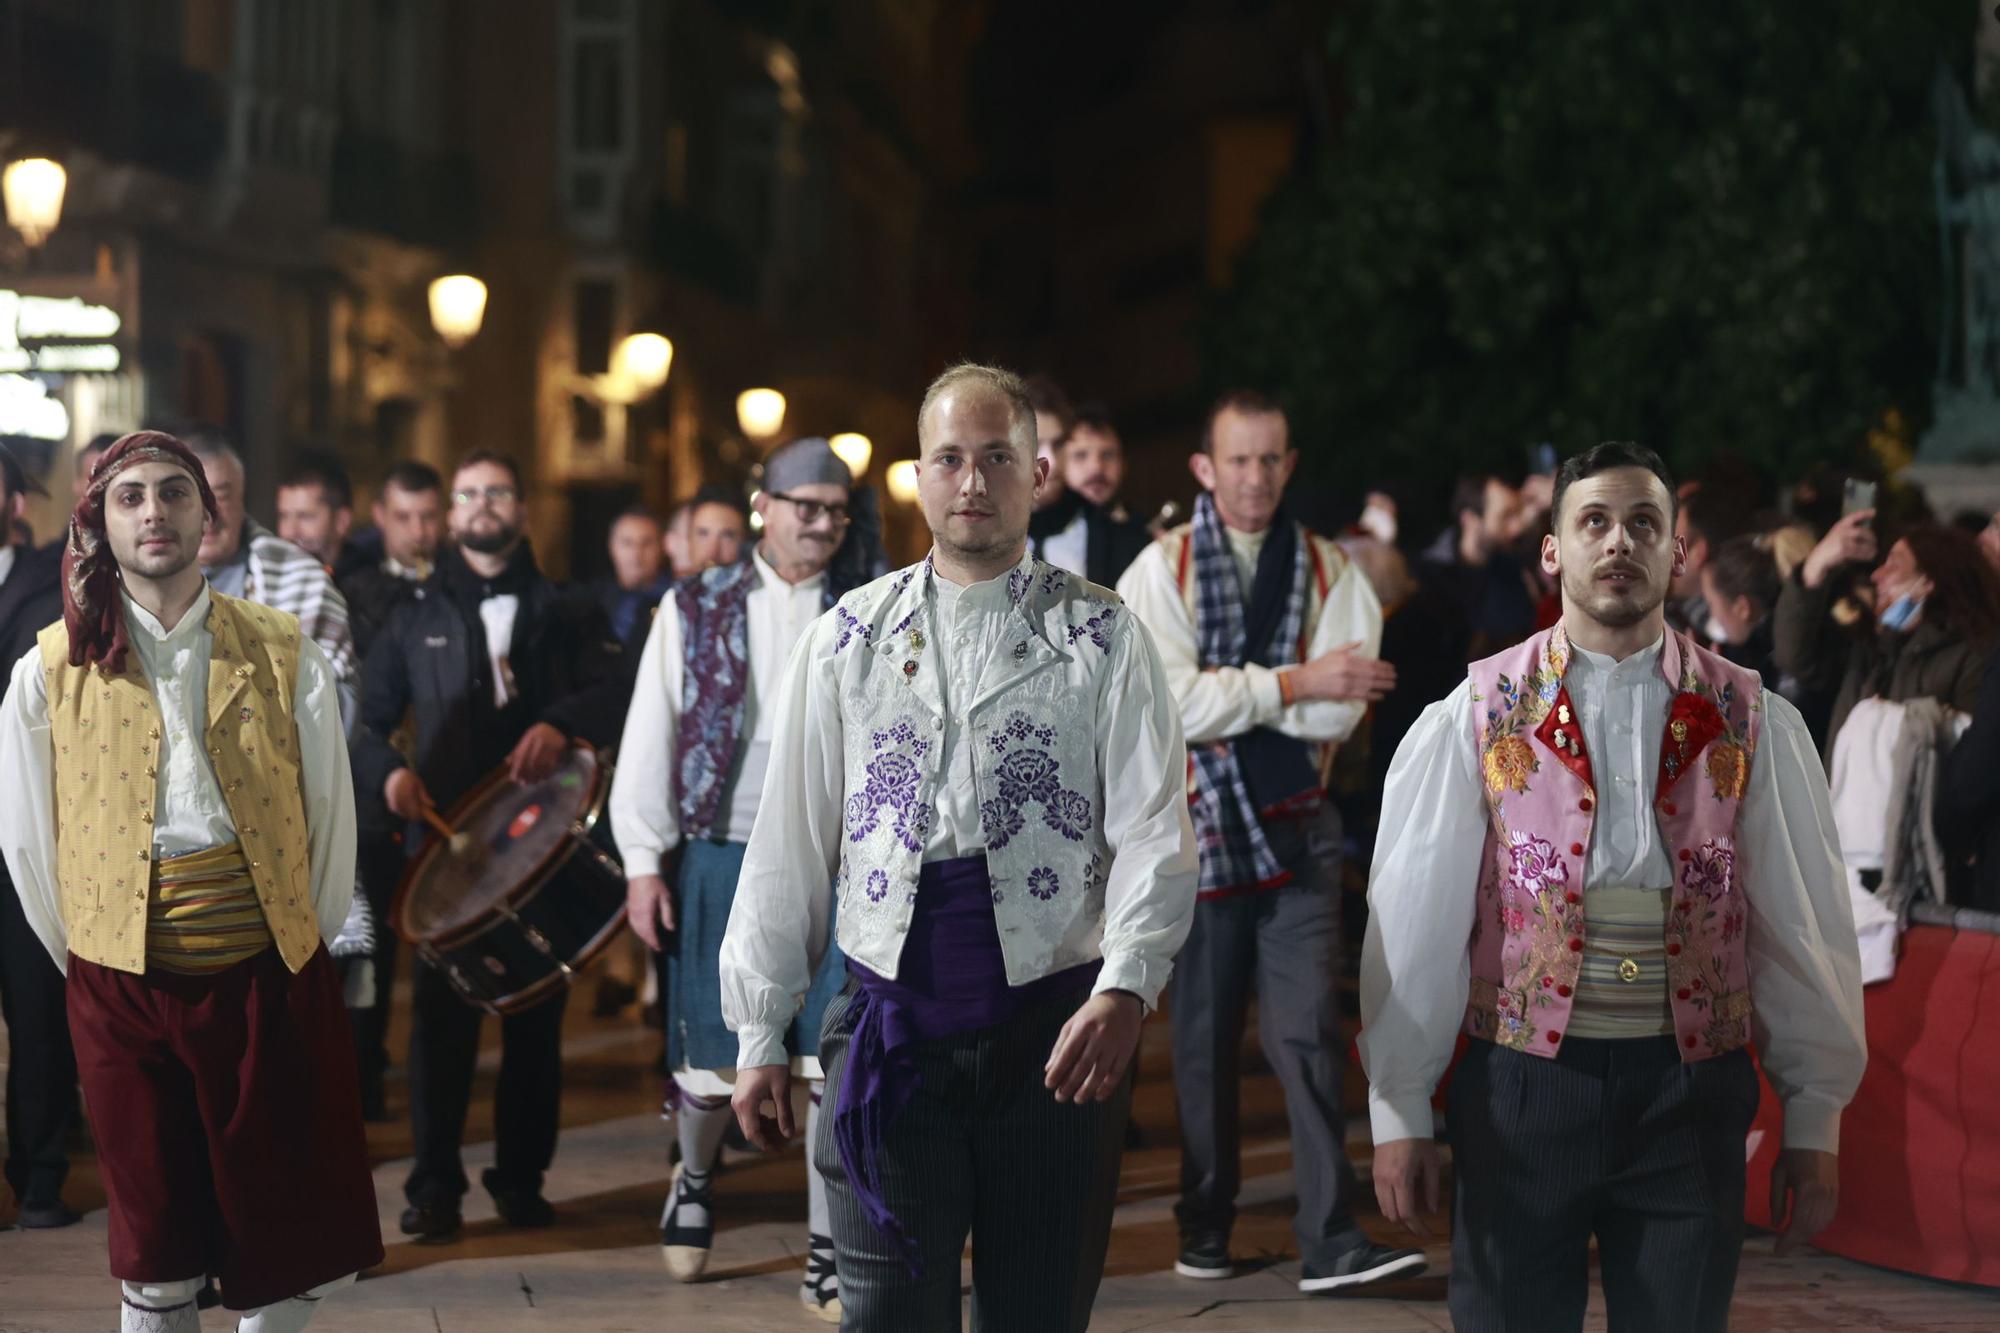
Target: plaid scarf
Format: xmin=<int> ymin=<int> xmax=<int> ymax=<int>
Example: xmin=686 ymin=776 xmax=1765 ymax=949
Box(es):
xmin=1187 ymin=491 xmax=1313 ymax=895
xmin=61 ymin=431 xmax=219 ymax=673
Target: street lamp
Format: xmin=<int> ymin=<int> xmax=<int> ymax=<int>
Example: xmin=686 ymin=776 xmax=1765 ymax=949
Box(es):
xmin=736 ymin=387 xmax=786 ymax=440
xmin=428 ymin=274 xmax=487 ymax=348
xmin=885 ymin=460 xmax=919 ymax=505
xmin=612 ymin=332 xmax=674 ymax=394
xmin=829 ymin=432 xmax=872 ymax=479
xmin=3 ymin=158 xmax=66 ymax=248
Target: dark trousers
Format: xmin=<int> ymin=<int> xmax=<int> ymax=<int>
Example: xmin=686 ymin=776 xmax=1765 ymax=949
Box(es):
xmin=404 ymin=954 xmax=567 ymax=1206
xmin=347 ymin=832 xmax=404 ymax=1108
xmin=0 ymin=877 xmax=78 ymax=1205
xmin=815 ymin=980 xmax=1130 ymax=1332
xmin=1171 ymin=806 xmax=1366 ymax=1265
xmin=68 ymin=947 xmax=383 ymax=1310
xmin=1447 ymin=1035 xmax=1760 ymax=1333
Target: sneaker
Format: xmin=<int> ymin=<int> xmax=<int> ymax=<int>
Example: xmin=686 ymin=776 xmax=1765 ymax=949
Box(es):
xmin=1174 ymin=1230 xmax=1233 ymax=1280
xmin=798 ymin=1232 xmax=841 ymax=1324
xmin=398 ymin=1201 xmax=462 ymax=1243
xmin=1298 ymin=1241 xmax=1428 ymax=1293
xmin=659 ymin=1161 xmax=714 ymax=1281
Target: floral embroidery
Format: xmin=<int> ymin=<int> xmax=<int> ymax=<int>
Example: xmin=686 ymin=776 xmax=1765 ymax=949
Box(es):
xmin=833 ymin=605 xmax=874 ymax=653
xmin=865 ymin=870 xmax=889 ymax=903
xmin=980 ymin=795 xmax=1026 ymax=848
xmin=1482 ymin=735 xmax=1538 ymax=794
xmin=1705 ymin=743 xmax=1747 ymax=800
xmin=1007 ymin=564 xmax=1033 ymax=605
xmin=845 ymin=736 xmax=926 ymax=846
xmin=980 ymin=717 xmax=1094 ymax=849
xmin=1064 ymin=606 xmax=1118 ymax=651
xmin=1681 ymin=837 xmax=1734 ymax=899
xmin=1028 ymin=867 xmax=1061 ymax=900
xmin=1505 ymin=832 xmax=1570 ymax=898
xmin=1039 ymin=567 xmax=1066 ymax=598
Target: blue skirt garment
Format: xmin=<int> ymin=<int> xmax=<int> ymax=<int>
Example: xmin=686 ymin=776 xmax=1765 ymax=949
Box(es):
xmin=666 ymin=836 xmax=847 ymax=1072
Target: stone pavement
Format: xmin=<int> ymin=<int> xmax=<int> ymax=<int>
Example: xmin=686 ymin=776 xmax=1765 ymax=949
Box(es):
xmin=4 ymin=989 xmax=1997 ymax=1329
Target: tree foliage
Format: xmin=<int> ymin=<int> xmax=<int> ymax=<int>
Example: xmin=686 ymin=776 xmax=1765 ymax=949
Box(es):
xmin=1208 ymin=1 xmax=1976 ymax=496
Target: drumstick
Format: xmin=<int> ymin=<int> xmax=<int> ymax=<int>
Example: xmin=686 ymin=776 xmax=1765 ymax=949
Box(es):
xmin=422 ymin=805 xmax=476 ymax=855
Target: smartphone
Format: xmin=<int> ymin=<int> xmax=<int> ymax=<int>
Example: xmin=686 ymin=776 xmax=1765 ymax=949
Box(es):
xmin=1842 ymin=478 xmax=1878 ymax=516
xmin=1528 ymin=442 xmax=1558 ymax=476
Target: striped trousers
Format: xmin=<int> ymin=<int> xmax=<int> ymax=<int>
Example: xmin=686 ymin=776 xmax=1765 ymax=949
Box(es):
xmin=1447 ymin=1035 xmax=1760 ymax=1333
xmin=813 ymin=979 xmax=1130 ymax=1332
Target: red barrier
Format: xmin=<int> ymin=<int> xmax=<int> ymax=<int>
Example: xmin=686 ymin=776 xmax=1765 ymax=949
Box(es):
xmin=1745 ymin=923 xmax=2000 ymax=1288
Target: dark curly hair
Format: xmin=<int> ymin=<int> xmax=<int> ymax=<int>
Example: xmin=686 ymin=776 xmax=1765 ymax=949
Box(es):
xmin=1901 ymin=525 xmax=2000 ymax=648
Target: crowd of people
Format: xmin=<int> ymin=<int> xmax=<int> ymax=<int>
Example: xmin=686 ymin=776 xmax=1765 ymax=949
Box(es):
xmin=0 ymin=360 xmax=1989 ymax=1331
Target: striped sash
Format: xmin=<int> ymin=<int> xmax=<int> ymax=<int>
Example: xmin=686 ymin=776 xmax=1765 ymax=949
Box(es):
xmin=147 ymin=842 xmax=275 ymax=975
xmin=1566 ymin=888 xmax=1673 ymax=1039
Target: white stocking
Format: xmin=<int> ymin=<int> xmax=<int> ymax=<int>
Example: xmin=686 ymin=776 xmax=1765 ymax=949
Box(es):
xmin=236 ymin=1272 xmax=358 ymax=1333
xmin=120 ymin=1277 xmax=203 ymax=1333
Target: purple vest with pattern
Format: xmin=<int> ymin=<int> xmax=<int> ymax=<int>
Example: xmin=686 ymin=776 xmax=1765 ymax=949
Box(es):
xmin=1464 ymin=622 xmax=1762 ymax=1061
xmin=673 ymin=557 xmax=760 ymax=839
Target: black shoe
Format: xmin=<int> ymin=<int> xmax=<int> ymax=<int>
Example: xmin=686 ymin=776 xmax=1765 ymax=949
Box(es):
xmin=482 ymin=1170 xmax=555 ymax=1228
xmin=1175 ymin=1230 xmax=1233 ymax=1280
xmin=399 ymin=1202 xmax=462 ymax=1242
xmin=1298 ymin=1241 xmax=1429 ymax=1293
xmin=15 ymin=1199 xmax=80 ymax=1229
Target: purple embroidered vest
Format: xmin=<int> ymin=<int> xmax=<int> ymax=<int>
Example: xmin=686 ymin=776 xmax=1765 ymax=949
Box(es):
xmin=673 ymin=557 xmax=760 ymax=839
xmin=1464 ymin=622 xmax=1762 ymax=1061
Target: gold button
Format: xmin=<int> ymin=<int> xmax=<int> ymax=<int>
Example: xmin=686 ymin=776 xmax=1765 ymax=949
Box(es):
xmin=1618 ymin=957 xmax=1641 ymax=983
xmin=140 ymin=812 xmax=152 ymax=823
xmin=136 ymin=850 xmax=149 ymax=861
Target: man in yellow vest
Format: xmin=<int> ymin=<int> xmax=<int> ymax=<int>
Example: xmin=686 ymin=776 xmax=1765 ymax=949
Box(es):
xmin=0 ymin=431 xmax=381 ymax=1333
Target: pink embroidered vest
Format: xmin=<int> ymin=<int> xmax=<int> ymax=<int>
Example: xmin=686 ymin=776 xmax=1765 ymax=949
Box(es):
xmin=1464 ymin=622 xmax=1761 ymax=1061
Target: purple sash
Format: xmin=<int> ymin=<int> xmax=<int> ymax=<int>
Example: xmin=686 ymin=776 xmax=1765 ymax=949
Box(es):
xmin=833 ymin=854 xmax=1100 ymax=1274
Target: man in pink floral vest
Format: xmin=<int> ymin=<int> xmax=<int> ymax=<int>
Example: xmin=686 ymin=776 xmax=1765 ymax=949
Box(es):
xmin=1359 ymin=442 xmax=1866 ymax=1331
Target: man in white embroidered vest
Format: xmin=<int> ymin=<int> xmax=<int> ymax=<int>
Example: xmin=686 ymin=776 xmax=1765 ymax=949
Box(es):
xmin=1119 ymin=389 xmax=1422 ymax=1293
xmin=0 ymin=431 xmax=380 ymax=1333
xmin=1361 ymin=442 xmax=1867 ymax=1332
xmin=720 ymin=363 xmax=1198 ymax=1330
xmin=611 ymin=437 xmax=860 ymax=1321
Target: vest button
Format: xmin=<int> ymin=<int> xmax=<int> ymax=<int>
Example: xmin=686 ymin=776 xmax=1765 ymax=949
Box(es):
xmin=1662 ymin=801 xmax=1677 ymax=816
xmin=1578 ymin=798 xmax=1593 ymax=811
xmin=1683 ymin=1034 xmax=1698 ymax=1048
xmin=1676 ymin=987 xmax=1692 ymax=1001
xmin=1546 ymin=1030 xmax=1562 ymax=1044
xmin=1555 ymin=984 xmax=1572 ymax=997
xmin=1569 ymin=842 xmax=1584 ymax=856
xmin=1666 ymin=942 xmax=1682 ymax=956
xmin=1567 ymin=937 xmax=1583 ymax=951
xmin=136 ymin=850 xmax=148 ymax=861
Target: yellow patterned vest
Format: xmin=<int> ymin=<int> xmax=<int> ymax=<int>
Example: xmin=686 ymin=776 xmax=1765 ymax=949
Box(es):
xmin=37 ymin=593 xmax=321 ymax=975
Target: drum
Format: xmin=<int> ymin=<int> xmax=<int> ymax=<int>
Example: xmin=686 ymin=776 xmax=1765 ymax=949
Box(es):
xmin=391 ymin=741 xmax=627 ymax=1015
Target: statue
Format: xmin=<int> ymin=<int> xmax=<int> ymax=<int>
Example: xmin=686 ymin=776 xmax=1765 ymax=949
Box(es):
xmin=1922 ymin=65 xmax=2000 ymax=462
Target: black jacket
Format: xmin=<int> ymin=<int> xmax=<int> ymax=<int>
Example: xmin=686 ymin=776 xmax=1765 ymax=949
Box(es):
xmin=0 ymin=541 xmax=63 ymax=690
xmin=350 ymin=543 xmax=628 ymax=831
xmin=1940 ymin=651 xmax=2000 ymax=913
xmin=339 ymin=561 xmax=424 ymax=660
xmin=1029 ymin=492 xmax=1153 ymax=588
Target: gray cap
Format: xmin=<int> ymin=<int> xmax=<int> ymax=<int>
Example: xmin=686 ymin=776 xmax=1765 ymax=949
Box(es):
xmin=763 ymin=437 xmax=852 ymax=495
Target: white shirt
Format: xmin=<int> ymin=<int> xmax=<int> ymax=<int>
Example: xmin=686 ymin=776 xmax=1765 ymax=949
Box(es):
xmin=1357 ymin=671 xmax=1867 ymax=1153
xmin=720 ymin=556 xmax=1199 ymax=1068
xmin=1117 ymin=523 xmax=1384 ymax=745
xmin=1041 ymin=511 xmax=1089 ymax=577
xmin=927 ymin=570 xmax=1013 ymax=858
xmin=478 ymin=593 xmax=521 ymax=709
xmin=610 ymin=551 xmax=828 ymax=874
xmin=0 ymin=585 xmax=358 ymax=971
xmin=0 ymin=544 xmax=16 ymax=589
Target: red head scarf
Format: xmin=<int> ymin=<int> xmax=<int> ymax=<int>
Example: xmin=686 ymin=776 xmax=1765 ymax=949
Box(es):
xmin=61 ymin=431 xmax=219 ymax=672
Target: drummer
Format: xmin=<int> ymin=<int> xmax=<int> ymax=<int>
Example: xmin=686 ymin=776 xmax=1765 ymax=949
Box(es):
xmin=611 ymin=438 xmax=869 ymax=1322
xmin=351 ymin=450 xmax=628 ymax=1242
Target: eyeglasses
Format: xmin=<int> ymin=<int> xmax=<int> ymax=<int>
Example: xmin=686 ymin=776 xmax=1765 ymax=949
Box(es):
xmin=451 ymin=485 xmax=518 ymax=507
xmin=768 ymin=492 xmax=851 ymax=525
